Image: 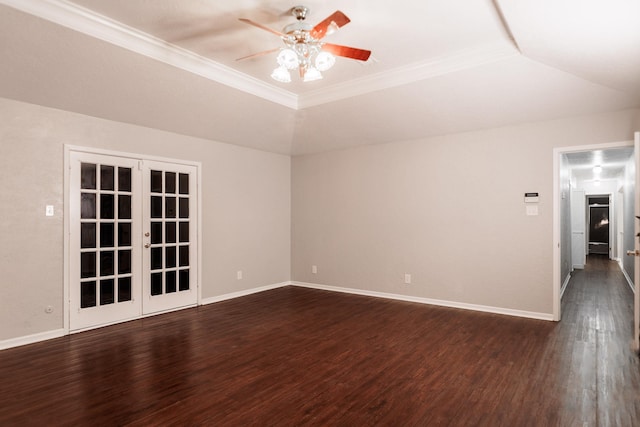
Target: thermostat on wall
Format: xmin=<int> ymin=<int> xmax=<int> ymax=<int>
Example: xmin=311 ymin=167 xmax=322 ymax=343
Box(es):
xmin=524 ymin=192 xmax=539 ymax=203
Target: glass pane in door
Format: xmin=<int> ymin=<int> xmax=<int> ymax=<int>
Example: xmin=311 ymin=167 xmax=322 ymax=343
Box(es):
xmin=147 ymin=169 xmax=192 ymax=296
xmin=78 ymin=161 xmax=134 ymax=310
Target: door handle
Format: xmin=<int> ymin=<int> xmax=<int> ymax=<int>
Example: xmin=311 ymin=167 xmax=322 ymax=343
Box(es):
xmin=626 ymin=250 xmax=640 ymax=256
xmin=144 ymin=243 xmax=150 ymax=249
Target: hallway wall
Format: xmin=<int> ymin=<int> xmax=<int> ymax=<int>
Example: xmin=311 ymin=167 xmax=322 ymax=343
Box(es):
xmin=560 ymin=154 xmax=572 ymax=285
xmin=622 ymin=154 xmax=636 ymax=282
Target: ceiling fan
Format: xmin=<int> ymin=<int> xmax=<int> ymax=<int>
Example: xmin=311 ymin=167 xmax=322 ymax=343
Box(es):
xmin=237 ymin=5 xmax=371 ymax=83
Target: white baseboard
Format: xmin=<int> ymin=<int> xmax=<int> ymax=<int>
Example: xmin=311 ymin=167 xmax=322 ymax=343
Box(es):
xmin=292 ymin=281 xmax=554 ymax=321
xmin=200 ymin=281 xmax=291 ymax=305
xmin=2 ymin=282 xmax=292 ymax=351
xmin=620 ymin=265 xmax=635 ymax=294
xmin=2 ymin=279 xmax=556 ymax=350
xmin=560 ymin=273 xmax=572 ymax=298
xmin=0 ymin=328 xmax=66 ymax=351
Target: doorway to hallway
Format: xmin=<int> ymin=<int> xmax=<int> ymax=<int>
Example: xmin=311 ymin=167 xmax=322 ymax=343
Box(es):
xmin=553 ymin=138 xmax=637 ymax=350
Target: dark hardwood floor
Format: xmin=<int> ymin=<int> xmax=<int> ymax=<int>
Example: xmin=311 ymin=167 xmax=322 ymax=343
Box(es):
xmin=1 ymin=256 xmax=639 ymax=426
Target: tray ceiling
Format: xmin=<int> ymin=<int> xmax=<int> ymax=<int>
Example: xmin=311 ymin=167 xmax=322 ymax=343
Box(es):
xmin=1 ymin=0 xmax=639 ymax=155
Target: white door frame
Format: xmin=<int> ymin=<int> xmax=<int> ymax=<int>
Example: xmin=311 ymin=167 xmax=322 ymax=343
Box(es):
xmin=553 ymin=139 xmax=633 ymax=321
xmin=63 ymin=145 xmax=202 ymax=333
xmin=633 ymin=131 xmax=640 ymax=352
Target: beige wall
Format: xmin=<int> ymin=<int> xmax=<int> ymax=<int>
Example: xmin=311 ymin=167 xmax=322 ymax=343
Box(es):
xmin=292 ymin=109 xmax=640 ymax=316
xmin=1 ymin=96 xmax=638 ymax=343
xmin=0 ymin=97 xmax=291 ymax=341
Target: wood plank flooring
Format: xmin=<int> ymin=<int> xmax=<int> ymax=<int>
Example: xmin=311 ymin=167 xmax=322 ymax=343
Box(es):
xmin=1 ymin=255 xmax=639 ymax=426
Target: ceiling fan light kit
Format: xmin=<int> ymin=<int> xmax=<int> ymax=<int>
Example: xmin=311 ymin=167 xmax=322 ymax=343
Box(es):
xmin=238 ymin=5 xmax=371 ymax=83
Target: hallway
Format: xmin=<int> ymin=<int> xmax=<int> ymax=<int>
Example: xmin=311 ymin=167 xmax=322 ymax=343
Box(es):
xmin=556 ymin=254 xmax=640 ymax=425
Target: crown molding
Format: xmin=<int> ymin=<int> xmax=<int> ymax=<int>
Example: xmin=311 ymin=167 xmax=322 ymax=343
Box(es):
xmin=297 ymin=40 xmax=520 ymax=109
xmin=2 ymin=0 xmax=298 ymax=109
xmin=3 ymin=0 xmax=519 ymax=111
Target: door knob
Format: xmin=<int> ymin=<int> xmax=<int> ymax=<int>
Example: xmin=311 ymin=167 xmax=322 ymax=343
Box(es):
xmin=626 ymin=250 xmax=640 ymax=256
xmin=144 ymin=243 xmax=150 ymax=249
xmin=144 ymin=232 xmax=150 ymax=237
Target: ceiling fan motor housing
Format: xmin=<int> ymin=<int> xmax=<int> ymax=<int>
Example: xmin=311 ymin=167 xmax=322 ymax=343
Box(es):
xmin=291 ymin=5 xmax=309 ymax=20
xmin=284 ymin=6 xmax=312 ymax=36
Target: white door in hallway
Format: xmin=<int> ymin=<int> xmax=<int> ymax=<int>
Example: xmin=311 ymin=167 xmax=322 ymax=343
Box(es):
xmin=69 ymin=151 xmax=198 ymax=331
xmin=571 ymin=190 xmax=586 ymax=269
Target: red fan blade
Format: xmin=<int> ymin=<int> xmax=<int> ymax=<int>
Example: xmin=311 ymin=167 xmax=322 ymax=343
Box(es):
xmin=238 ymin=18 xmax=285 ymax=37
xmin=310 ymin=11 xmax=350 ymax=40
xmin=322 ymin=43 xmax=371 ymax=61
xmin=235 ymin=48 xmax=280 ymax=61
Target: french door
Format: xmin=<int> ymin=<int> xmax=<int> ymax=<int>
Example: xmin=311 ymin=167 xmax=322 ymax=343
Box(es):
xmin=141 ymin=160 xmax=198 ymax=314
xmin=69 ymin=151 xmax=198 ymax=331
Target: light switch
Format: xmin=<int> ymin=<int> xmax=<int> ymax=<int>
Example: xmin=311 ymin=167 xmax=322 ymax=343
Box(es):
xmin=45 ymin=205 xmax=54 ymax=216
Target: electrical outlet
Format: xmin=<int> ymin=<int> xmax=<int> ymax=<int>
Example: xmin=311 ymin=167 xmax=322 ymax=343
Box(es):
xmin=312 ymin=265 xmax=317 ymax=274
xmin=45 ymin=205 xmax=54 ymax=216
xmin=404 ymin=273 xmax=411 ymax=284
xmin=237 ymin=270 xmax=243 ymax=280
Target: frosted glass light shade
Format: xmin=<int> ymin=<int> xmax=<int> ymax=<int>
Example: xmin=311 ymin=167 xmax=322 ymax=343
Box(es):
xmin=315 ymin=51 xmax=335 ymax=71
xmin=271 ymin=66 xmax=291 ymax=83
xmin=277 ymin=49 xmax=298 ymax=70
xmin=303 ymin=66 xmax=322 ymax=82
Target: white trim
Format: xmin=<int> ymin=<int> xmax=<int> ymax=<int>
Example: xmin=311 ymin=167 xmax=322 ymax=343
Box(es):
xmin=3 ymin=0 xmax=519 ymax=110
xmin=0 ymin=329 xmax=66 ymax=350
xmin=635 ymin=131 xmax=640 ymax=352
xmin=3 ymin=0 xmax=297 ymax=109
xmin=63 ymin=145 xmax=71 ymax=334
xmin=3 ymin=279 xmax=558 ymax=350
xmin=197 ymin=161 xmax=203 ymax=307
xmin=65 ymin=144 xmax=202 ymax=168
xmin=1 ymin=280 xmax=289 ymax=349
xmin=292 ymin=281 xmax=554 ymax=321
xmin=560 ymin=273 xmax=572 ymax=298
xmin=64 ymin=144 xmax=203 ymax=330
xmin=200 ymin=282 xmax=291 ymax=305
xmin=298 ymin=40 xmax=519 ymax=109
xmin=620 ymin=263 xmax=635 ymax=294
xmin=553 ymin=139 xmax=634 ymax=323
xmin=553 ymin=147 xmax=561 ymax=321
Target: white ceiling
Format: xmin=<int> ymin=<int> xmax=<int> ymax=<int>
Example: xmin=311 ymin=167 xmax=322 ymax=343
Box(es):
xmin=0 ymin=0 xmax=639 ymax=155
xmin=567 ymin=147 xmax=634 ymax=182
